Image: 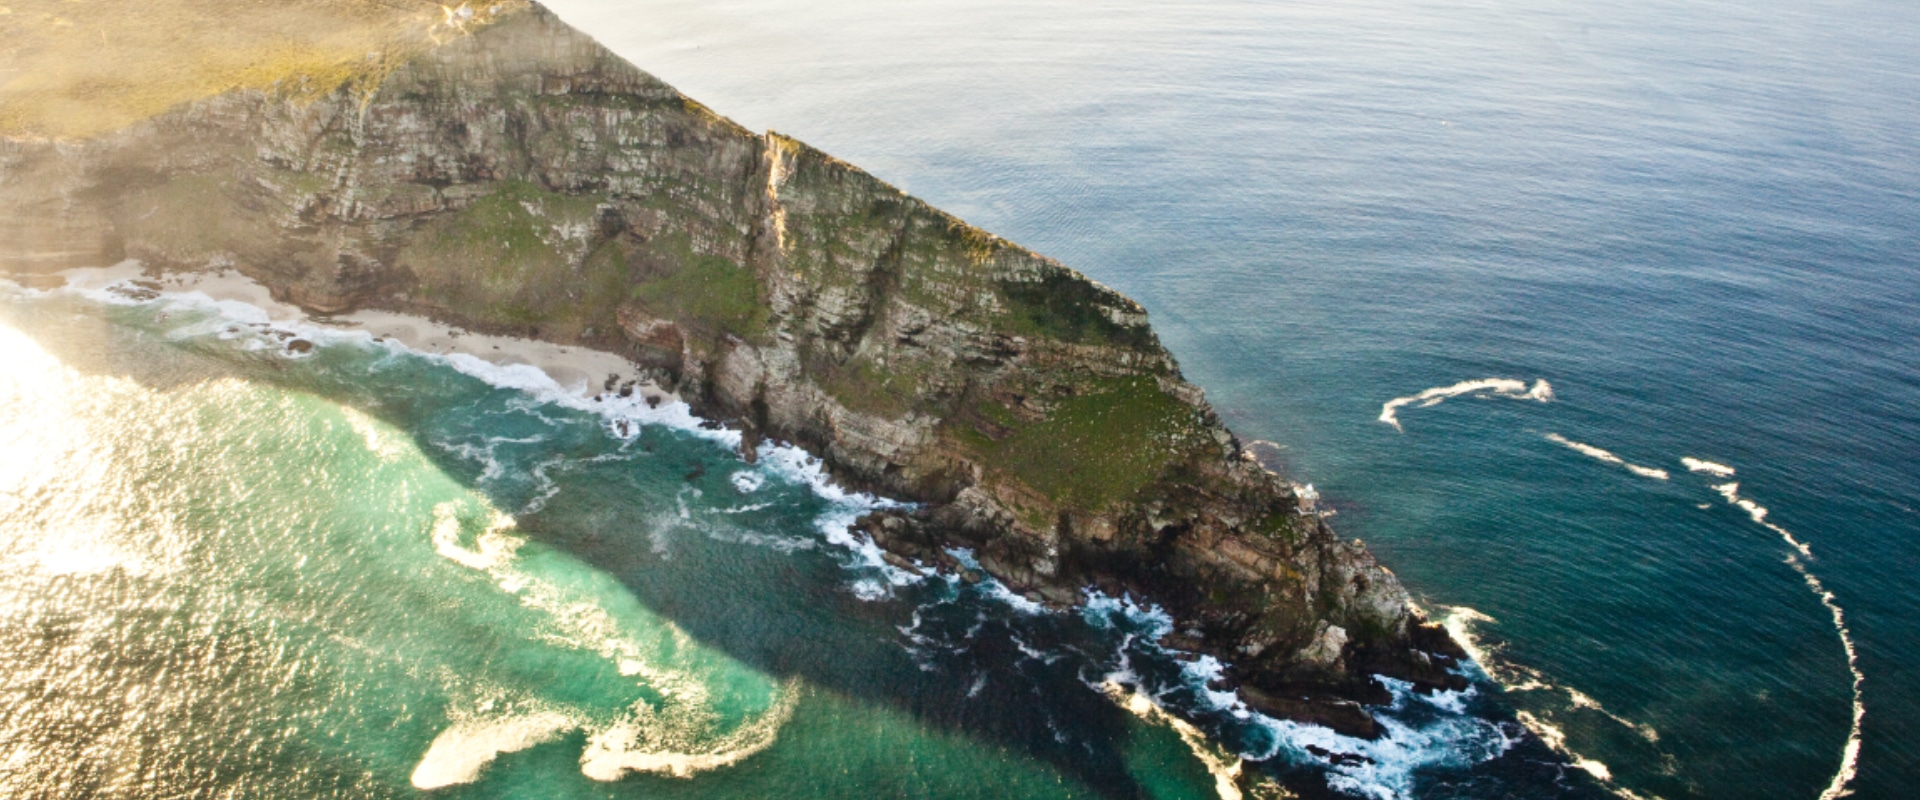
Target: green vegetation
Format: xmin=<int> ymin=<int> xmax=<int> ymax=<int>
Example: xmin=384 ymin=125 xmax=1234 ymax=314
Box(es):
xmin=816 ymin=353 xmax=923 ymax=419
xmin=1253 ymin=510 xmax=1304 ymax=549
xmin=0 ymin=0 xmax=528 ymax=138
xmin=399 ymin=180 xmax=622 ymax=334
xmin=945 ymin=218 xmax=997 ymax=265
xmin=958 ymin=376 xmax=1209 ymax=513
xmin=401 ymin=180 xmax=767 ymax=341
xmin=627 ymin=239 xmax=765 ymax=338
xmin=997 ymin=271 xmax=1155 ymax=348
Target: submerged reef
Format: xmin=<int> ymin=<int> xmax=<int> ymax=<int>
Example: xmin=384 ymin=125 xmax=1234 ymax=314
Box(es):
xmin=0 ymin=0 xmax=1464 ymax=736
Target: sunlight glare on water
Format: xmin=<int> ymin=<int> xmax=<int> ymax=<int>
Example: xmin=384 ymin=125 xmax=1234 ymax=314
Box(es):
xmin=0 ymin=316 xmax=795 ymax=798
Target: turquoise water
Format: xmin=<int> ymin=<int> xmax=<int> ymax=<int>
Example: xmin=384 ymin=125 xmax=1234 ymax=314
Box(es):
xmin=539 ymin=0 xmax=1920 ymax=798
xmin=2 ymin=288 xmax=1526 ymax=799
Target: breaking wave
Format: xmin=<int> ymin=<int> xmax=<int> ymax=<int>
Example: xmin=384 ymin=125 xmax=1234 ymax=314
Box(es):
xmin=411 ymin=710 xmax=578 ymax=790
xmin=424 ymin=500 xmax=802 ymax=786
xmin=1439 ymin=607 xmax=1660 ymax=792
xmin=1078 ymin=594 xmax=1515 ymax=800
xmin=1681 ymin=457 xmax=1736 ymax=478
xmin=1378 ymin=378 xmax=1553 ymax=432
xmin=1543 ymin=434 xmax=1669 ymax=480
xmin=1705 ymin=480 xmax=1863 ymax=800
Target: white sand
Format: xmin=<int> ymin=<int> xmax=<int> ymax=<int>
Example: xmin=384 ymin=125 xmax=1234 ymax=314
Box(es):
xmin=54 ymin=262 xmax=673 ymax=402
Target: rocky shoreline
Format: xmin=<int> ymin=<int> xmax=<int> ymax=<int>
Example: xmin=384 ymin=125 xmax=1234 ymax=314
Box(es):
xmin=0 ymin=0 xmax=1466 ymax=738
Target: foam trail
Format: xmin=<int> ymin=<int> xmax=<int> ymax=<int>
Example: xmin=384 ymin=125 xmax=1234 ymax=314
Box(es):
xmin=1073 ymin=594 xmax=1514 ymax=800
xmin=1707 ymin=481 xmax=1863 ymax=800
xmin=57 ymin=275 xmax=924 ymax=601
xmin=411 ymin=712 xmax=578 ymax=789
xmin=1543 ymin=434 xmax=1669 ymax=480
xmin=1379 ymin=378 xmax=1552 ymax=432
xmin=425 ymin=498 xmax=803 ymax=785
xmin=1440 ymin=606 xmax=1661 ymax=796
xmin=1100 ymin=681 xmax=1245 ymax=800
xmin=1682 ymin=457 xmax=1736 ymax=478
xmin=1514 ymin=711 xmax=1628 ymax=787
xmin=48 ymin=273 xmax=745 ymax=447
xmin=579 ymin=679 xmax=802 ymax=781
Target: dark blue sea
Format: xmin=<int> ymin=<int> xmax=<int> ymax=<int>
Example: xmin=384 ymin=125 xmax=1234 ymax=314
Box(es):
xmin=1 ymin=0 xmax=1914 ymax=798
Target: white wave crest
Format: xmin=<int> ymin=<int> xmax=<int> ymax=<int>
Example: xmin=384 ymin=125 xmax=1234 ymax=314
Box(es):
xmin=1378 ymin=378 xmax=1552 ymax=432
xmin=1681 ymin=457 xmax=1736 ymax=478
xmin=1515 ymin=711 xmax=1617 ymax=783
xmin=1543 ymin=434 xmax=1669 ymax=480
xmin=579 ymin=679 xmax=802 ymax=781
xmin=411 ymin=711 xmax=578 ymax=789
xmin=1707 ymin=478 xmax=1863 ymax=800
xmin=1439 ymin=606 xmax=1665 ymax=798
xmin=1106 ymin=605 xmax=1514 ymax=800
xmin=1102 ymin=681 xmax=1248 ymax=800
xmin=752 ymin=442 xmax=917 ymax=598
xmin=1624 ymin=464 xmax=1670 ymax=480
xmin=730 ymin=470 xmax=765 ymax=493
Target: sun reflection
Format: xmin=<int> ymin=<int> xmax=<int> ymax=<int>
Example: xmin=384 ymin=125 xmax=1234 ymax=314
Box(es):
xmin=0 ymin=322 xmax=207 ymax=582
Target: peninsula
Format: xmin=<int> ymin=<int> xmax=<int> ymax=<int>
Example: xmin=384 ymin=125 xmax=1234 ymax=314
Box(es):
xmin=0 ymin=0 xmax=1464 ymax=737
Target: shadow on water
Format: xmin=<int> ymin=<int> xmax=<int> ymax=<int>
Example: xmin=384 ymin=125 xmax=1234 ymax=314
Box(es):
xmin=512 ymin=444 xmax=1157 ymax=798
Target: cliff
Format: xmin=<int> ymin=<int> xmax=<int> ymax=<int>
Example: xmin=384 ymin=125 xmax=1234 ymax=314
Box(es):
xmin=0 ymin=1 xmax=1464 ymax=736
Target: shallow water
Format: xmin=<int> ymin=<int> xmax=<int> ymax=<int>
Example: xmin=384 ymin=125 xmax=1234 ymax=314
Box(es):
xmin=1 ymin=287 xmax=1540 ymax=799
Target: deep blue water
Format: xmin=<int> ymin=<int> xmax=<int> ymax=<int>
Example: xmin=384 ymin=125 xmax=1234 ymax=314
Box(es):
xmin=538 ymin=1 xmax=1920 ymax=797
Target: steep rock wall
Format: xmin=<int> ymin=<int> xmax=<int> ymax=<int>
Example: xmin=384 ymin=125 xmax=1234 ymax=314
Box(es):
xmin=0 ymin=2 xmax=1463 ymax=736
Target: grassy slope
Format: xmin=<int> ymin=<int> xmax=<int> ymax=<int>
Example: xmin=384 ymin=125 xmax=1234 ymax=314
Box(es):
xmin=0 ymin=0 xmax=524 ymax=138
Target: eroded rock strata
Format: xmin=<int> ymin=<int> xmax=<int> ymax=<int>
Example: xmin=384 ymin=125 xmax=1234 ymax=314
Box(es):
xmin=0 ymin=2 xmax=1464 ymax=736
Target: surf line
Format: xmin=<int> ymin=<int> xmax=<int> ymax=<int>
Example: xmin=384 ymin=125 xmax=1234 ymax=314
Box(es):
xmin=1378 ymin=378 xmax=1553 ymax=432
xmin=1689 ymin=461 xmax=1863 ymax=800
xmin=1440 ymin=606 xmax=1659 ymax=796
xmin=1543 ymin=434 xmax=1669 ymax=480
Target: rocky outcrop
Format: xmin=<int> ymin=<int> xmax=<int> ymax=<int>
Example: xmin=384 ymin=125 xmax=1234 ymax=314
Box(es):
xmin=0 ymin=1 xmax=1464 ymax=735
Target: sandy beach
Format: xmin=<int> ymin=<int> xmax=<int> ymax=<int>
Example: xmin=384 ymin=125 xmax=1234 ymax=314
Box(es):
xmin=54 ymin=261 xmax=673 ymax=403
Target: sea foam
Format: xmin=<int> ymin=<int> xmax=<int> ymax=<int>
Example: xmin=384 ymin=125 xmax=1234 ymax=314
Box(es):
xmin=57 ymin=273 xmax=921 ymax=601
xmin=1543 ymin=433 xmax=1669 ymax=480
xmin=1706 ymin=478 xmax=1863 ymax=800
xmin=422 ymin=499 xmax=803 ymax=787
xmin=1075 ymin=592 xmax=1513 ymax=800
xmin=1681 ymin=457 xmax=1736 ymax=478
xmin=410 ymin=711 xmax=578 ymax=790
xmin=31 ymin=274 xmax=1587 ymax=798
xmin=1378 ymin=378 xmax=1552 ymax=432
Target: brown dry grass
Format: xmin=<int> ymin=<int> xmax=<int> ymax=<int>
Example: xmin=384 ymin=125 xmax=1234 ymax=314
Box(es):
xmin=0 ymin=0 xmax=526 ymax=139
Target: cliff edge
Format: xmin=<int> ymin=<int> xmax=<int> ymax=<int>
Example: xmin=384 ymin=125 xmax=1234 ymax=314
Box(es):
xmin=0 ymin=0 xmax=1464 ymax=736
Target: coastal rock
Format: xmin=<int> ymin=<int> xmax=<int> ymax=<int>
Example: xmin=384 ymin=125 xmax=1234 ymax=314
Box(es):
xmin=1297 ymin=622 xmax=1350 ymax=671
xmin=0 ymin=0 xmax=1463 ymax=727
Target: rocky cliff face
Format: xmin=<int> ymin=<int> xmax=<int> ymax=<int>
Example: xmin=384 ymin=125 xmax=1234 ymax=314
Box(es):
xmin=0 ymin=2 xmax=1463 ymax=735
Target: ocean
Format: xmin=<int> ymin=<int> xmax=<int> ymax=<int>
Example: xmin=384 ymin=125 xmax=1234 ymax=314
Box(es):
xmin=4 ymin=0 xmax=1918 ymax=797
